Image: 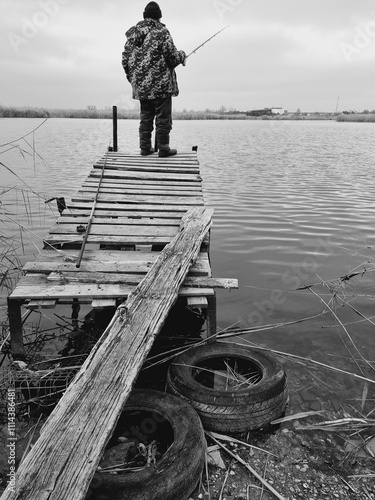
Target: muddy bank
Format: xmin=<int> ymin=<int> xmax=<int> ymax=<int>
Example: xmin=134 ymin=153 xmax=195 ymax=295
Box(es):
xmin=1 ymin=355 xmax=374 ymax=499
xmin=188 ymin=359 xmax=375 ymax=499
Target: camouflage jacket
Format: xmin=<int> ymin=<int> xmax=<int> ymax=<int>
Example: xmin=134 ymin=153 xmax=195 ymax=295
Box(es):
xmin=122 ymin=18 xmax=185 ymax=100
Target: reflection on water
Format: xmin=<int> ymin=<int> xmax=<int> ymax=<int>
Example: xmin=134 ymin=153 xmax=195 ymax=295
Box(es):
xmin=1 ymin=117 xmax=375 ymax=364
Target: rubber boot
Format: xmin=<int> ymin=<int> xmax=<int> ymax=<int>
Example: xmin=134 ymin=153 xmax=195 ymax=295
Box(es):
xmin=140 ymin=148 xmax=155 ymax=156
xmin=139 ymin=130 xmax=154 ymax=156
xmin=158 ymin=145 xmax=177 ymax=157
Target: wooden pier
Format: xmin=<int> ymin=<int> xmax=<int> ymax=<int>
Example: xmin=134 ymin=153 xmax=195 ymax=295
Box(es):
xmin=8 ymin=150 xmax=237 ymax=360
xmin=3 ymin=149 xmax=238 ymax=499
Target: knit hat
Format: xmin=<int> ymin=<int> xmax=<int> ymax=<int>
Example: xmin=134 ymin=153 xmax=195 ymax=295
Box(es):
xmin=143 ymin=2 xmax=162 ymax=20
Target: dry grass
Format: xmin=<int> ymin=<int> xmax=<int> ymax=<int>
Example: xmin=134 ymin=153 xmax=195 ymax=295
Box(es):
xmin=0 ymin=118 xmax=54 ymax=294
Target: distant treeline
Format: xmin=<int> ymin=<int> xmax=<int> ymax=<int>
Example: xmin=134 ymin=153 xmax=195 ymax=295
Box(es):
xmin=0 ymin=105 xmax=258 ymax=120
xmin=0 ymin=105 xmax=314 ymax=120
xmin=0 ymin=105 xmax=138 ymax=119
xmin=336 ymin=113 xmax=375 ymax=122
xmin=1 ymin=105 xmax=375 ymax=122
xmin=0 ymin=105 xmax=257 ymax=120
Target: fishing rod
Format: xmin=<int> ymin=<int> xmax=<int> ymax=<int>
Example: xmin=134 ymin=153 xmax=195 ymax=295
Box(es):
xmin=186 ymin=25 xmax=230 ymax=59
xmin=76 ymin=151 xmax=108 ymax=268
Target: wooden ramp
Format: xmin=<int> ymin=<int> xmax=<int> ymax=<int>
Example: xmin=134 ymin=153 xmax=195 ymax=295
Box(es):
xmin=9 ymin=150 xmax=237 ymax=357
xmin=2 ymin=207 xmax=217 ymax=500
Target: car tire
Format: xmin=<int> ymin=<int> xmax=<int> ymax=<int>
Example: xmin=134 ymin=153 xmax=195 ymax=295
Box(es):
xmin=167 ymin=342 xmax=288 ymax=433
xmin=88 ymin=389 xmax=205 ymax=500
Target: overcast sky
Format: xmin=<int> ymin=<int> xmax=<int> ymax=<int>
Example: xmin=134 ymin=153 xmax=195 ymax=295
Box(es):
xmin=2 ymin=0 xmax=375 ymax=113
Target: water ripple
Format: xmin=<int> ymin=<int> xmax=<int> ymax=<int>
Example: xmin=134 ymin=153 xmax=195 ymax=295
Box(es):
xmin=2 ymin=118 xmax=375 ymax=359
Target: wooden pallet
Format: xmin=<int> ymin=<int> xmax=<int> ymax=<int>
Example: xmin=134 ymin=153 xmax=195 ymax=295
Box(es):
xmin=8 ymin=151 xmax=238 ymax=359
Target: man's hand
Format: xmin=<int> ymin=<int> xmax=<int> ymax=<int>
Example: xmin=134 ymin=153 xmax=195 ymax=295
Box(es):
xmin=180 ymin=51 xmax=187 ymax=66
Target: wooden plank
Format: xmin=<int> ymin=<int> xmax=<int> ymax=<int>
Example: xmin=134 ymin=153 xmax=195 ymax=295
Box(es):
xmin=23 ymin=250 xmax=211 ymax=276
xmin=78 ymin=186 xmax=202 ymax=197
xmin=103 ymin=151 xmax=198 ymax=158
xmin=187 ymin=297 xmax=208 ymax=308
xmin=43 ymin=234 xmax=176 ymax=246
xmin=91 ymin=299 xmax=116 ymax=308
xmin=26 ymin=300 xmax=57 ymax=309
xmin=10 ymin=273 xmax=215 ymax=299
xmin=88 ymin=170 xmax=202 ymax=182
xmin=97 ymin=156 xmax=199 ymax=165
xmin=56 ymin=217 xmax=180 ymax=226
xmin=100 ymin=160 xmax=199 ymax=167
xmin=84 ymin=178 xmax=203 ymax=189
xmin=71 ymin=193 xmax=203 ymax=205
xmin=23 ymin=261 xmax=210 ymax=276
xmin=61 ymin=209 xmax=188 ymax=219
xmin=135 ymin=244 xmax=152 ymax=252
xmin=3 ymin=207 xmax=212 ymax=500
xmin=66 ymin=202 xmax=202 ymax=212
xmin=94 ymin=162 xmax=199 ymax=173
xmin=48 ymin=224 xmax=178 ymax=237
xmin=94 ymin=166 xmax=200 ymax=176
xmin=98 ymin=154 xmax=198 ymax=162
xmin=45 ymin=272 xmax=238 ymax=289
xmin=28 ymin=248 xmax=210 ymax=264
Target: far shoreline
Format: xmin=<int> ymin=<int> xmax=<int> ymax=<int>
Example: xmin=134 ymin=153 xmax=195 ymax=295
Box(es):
xmin=1 ymin=105 xmax=375 ymax=122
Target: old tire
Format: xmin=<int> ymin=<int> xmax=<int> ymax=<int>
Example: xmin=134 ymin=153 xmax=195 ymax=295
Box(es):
xmin=88 ymin=389 xmax=205 ymax=500
xmin=167 ymin=342 xmax=288 ymax=433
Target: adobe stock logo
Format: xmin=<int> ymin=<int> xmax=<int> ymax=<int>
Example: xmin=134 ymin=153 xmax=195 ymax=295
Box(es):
xmin=212 ymin=0 xmax=243 ymax=20
xmin=7 ymin=0 xmax=71 ymax=54
xmin=340 ymin=13 xmax=375 ymax=63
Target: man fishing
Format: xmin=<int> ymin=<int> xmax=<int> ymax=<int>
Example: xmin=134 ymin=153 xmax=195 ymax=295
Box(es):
xmin=122 ymin=2 xmax=186 ymax=157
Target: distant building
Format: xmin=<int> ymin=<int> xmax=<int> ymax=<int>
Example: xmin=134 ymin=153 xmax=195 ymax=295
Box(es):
xmin=246 ymin=108 xmax=272 ymax=117
xmin=246 ymin=107 xmax=286 ymax=117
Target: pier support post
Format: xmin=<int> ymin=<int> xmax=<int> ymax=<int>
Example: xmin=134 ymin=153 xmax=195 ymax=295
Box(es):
xmin=206 ymin=293 xmax=217 ymax=339
xmin=112 ymin=105 xmax=118 ymax=152
xmin=7 ymin=298 xmax=25 ymax=360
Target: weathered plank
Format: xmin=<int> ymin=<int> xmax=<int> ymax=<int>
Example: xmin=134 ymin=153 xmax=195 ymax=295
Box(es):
xmin=66 ymin=202 xmax=202 ymax=212
xmin=43 ymin=234 xmax=175 ymax=246
xmin=48 ymin=224 xmax=178 ymax=237
xmin=56 ymin=217 xmax=180 ymax=226
xmin=45 ymin=271 xmax=238 ymax=289
xmin=26 ymin=300 xmax=57 ymax=309
xmin=96 ymin=156 xmax=199 ymax=167
xmin=61 ymin=209 xmax=188 ymax=219
xmin=2 ymin=207 xmax=213 ymax=500
xmin=10 ymin=274 xmax=215 ymax=299
xmin=71 ymin=193 xmax=203 ymax=205
xmin=96 ymin=157 xmax=198 ymax=163
xmin=84 ymin=178 xmax=203 ymax=189
xmin=91 ymin=299 xmax=116 ymax=308
xmin=22 ymin=249 xmax=211 ymax=276
xmin=104 ymin=151 xmax=198 ymax=158
xmin=187 ymin=296 xmax=208 ymax=307
xmin=94 ymin=162 xmax=199 ymax=174
xmin=88 ymin=169 xmax=202 ymax=182
xmin=78 ymin=186 xmax=202 ymax=197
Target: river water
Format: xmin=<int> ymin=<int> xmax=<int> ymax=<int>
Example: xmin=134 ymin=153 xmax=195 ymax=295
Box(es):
xmin=1 ymin=117 xmax=375 ymax=367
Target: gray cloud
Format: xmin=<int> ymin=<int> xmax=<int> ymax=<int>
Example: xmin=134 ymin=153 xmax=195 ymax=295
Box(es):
xmin=1 ymin=0 xmax=374 ymax=112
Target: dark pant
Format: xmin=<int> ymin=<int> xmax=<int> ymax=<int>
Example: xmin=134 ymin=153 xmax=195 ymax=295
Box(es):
xmin=139 ymin=96 xmax=172 ymax=150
